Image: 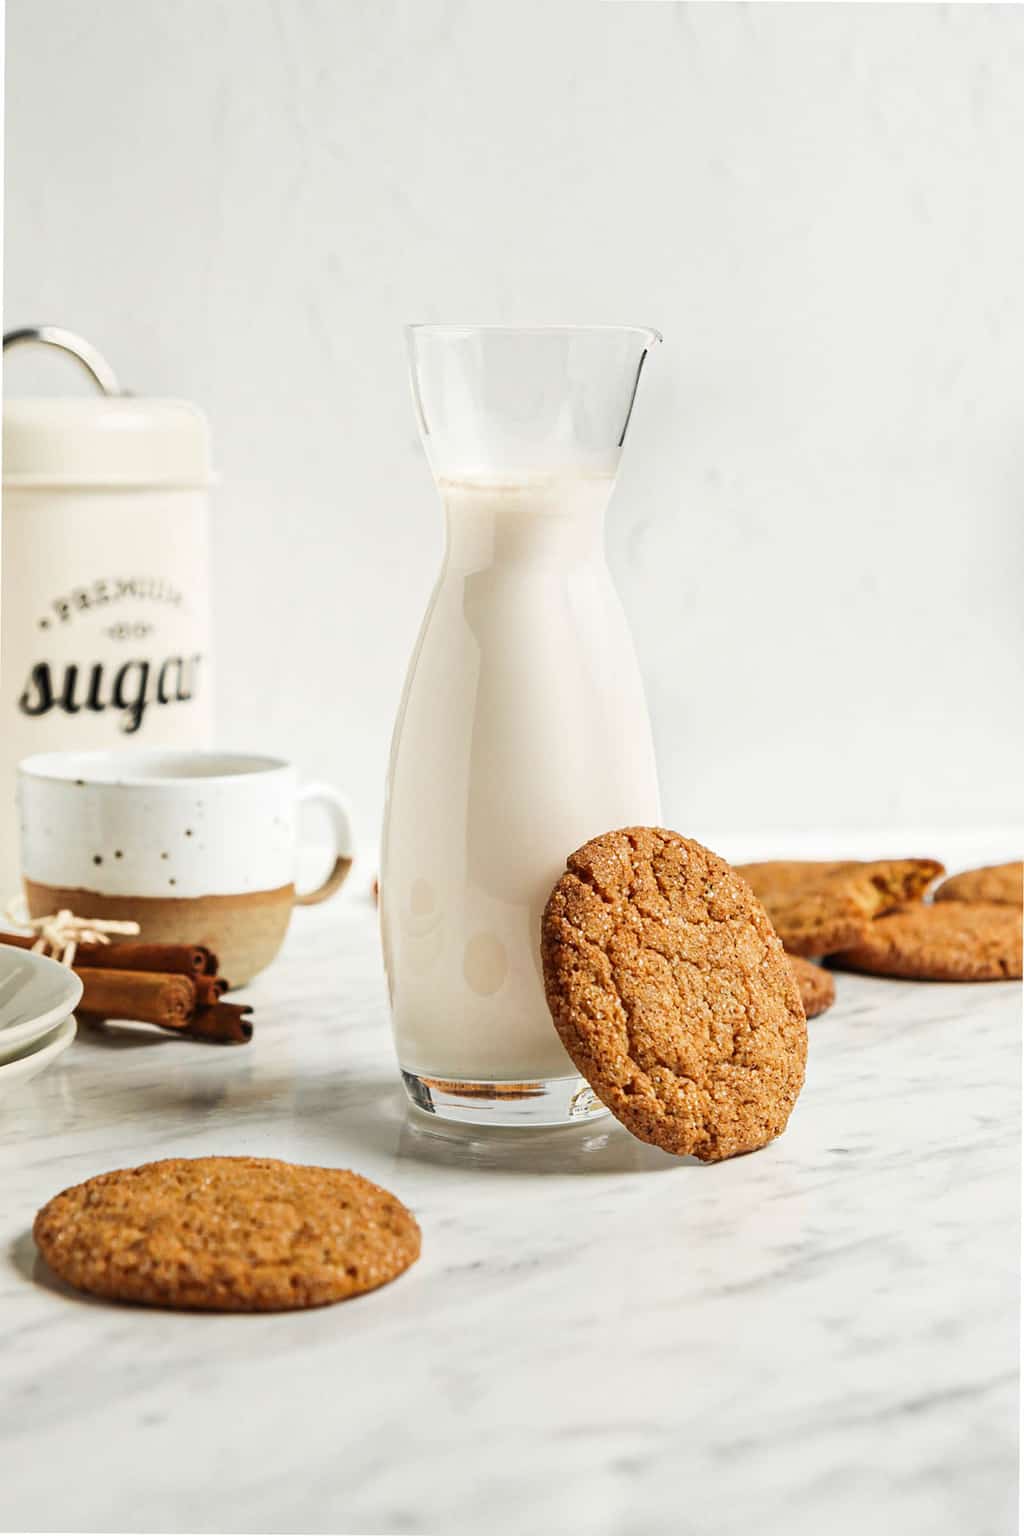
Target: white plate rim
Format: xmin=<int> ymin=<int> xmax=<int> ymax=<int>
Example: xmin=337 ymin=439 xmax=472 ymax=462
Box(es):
xmin=0 ymin=1013 xmax=77 ymax=1086
xmin=0 ymin=945 xmax=84 ymax=1056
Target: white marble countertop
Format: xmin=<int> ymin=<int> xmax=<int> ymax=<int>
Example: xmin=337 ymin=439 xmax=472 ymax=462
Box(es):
xmin=1 ymin=870 xmax=1018 ymax=1536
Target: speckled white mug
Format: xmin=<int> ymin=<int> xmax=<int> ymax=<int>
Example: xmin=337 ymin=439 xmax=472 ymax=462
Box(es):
xmin=17 ymin=749 xmax=353 ymax=985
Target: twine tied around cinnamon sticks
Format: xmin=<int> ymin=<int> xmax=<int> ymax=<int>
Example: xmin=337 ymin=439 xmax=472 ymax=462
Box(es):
xmin=2 ymin=898 xmax=253 ymax=1045
xmin=5 ymin=896 xmax=141 ymax=966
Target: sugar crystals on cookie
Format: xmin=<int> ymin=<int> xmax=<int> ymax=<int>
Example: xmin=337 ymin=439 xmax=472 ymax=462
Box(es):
xmin=541 ymin=827 xmax=807 ymax=1162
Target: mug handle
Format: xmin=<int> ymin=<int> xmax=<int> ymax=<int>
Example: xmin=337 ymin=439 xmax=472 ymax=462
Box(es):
xmin=294 ymin=784 xmax=354 ymax=906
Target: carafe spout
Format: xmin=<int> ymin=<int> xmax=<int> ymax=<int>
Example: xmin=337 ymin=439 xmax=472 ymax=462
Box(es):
xmin=406 ymin=325 xmax=661 ymax=485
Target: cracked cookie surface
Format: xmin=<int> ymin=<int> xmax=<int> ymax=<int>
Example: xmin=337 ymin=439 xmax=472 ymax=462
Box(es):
xmin=934 ymin=862 xmax=1022 ymax=909
xmin=788 ymin=954 xmax=836 ymax=1018
xmin=737 ymin=858 xmax=944 ymax=957
xmin=831 ymin=901 xmax=1022 ymax=981
xmin=541 ymin=828 xmax=807 ymax=1162
xmin=33 ymin=1156 xmax=420 ymax=1311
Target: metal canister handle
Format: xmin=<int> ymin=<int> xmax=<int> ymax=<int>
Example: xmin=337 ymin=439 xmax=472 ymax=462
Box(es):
xmin=2 ymin=326 xmax=122 ymax=396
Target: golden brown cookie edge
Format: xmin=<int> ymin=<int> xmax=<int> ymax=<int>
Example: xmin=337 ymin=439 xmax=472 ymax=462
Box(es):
xmin=787 ymin=955 xmax=836 ymax=1018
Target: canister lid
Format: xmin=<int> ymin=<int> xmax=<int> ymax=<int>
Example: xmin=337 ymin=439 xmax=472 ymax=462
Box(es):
xmin=3 ymin=396 xmax=212 ymax=488
xmin=2 ymin=327 xmax=212 ymax=488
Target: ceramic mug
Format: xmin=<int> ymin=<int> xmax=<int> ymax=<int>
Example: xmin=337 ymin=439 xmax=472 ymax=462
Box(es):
xmin=16 ymin=749 xmax=353 ymax=985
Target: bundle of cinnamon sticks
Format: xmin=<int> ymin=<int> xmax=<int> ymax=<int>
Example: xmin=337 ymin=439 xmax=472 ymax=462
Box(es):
xmin=0 ymin=933 xmax=252 ymax=1044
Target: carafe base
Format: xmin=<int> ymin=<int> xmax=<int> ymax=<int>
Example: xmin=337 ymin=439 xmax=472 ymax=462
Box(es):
xmin=401 ymin=1069 xmax=610 ymax=1128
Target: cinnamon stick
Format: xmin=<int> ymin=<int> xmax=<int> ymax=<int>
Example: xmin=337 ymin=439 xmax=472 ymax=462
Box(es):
xmin=0 ymin=932 xmax=35 ymax=955
xmin=76 ymin=968 xmax=196 ymax=1028
xmin=0 ymin=931 xmax=217 ymax=977
xmin=2 ymin=932 xmax=250 ymax=1044
xmin=92 ymin=941 xmax=217 ymax=976
xmin=183 ymin=1003 xmax=253 ymax=1045
xmin=195 ymin=974 xmax=228 ymax=1007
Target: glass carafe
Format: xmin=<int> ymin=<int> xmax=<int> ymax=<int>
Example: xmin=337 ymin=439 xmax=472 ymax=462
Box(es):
xmin=381 ymin=325 xmax=661 ymax=1127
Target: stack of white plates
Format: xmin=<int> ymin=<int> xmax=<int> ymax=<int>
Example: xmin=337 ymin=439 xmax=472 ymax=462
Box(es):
xmin=0 ymin=944 xmax=83 ymax=1099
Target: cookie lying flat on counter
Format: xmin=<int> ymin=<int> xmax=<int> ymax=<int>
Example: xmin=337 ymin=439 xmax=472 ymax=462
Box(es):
xmin=787 ymin=954 xmax=835 ymax=1018
xmin=831 ymin=902 xmax=1022 ymax=982
xmin=737 ymin=858 xmax=944 ymax=957
xmin=541 ymin=827 xmax=807 ymax=1163
xmin=934 ymin=862 xmax=1023 ymax=910
xmin=33 ymin=1156 xmax=420 ymax=1311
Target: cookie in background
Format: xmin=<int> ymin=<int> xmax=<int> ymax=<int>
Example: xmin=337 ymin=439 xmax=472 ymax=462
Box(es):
xmin=788 ymin=955 xmax=835 ymax=1018
xmin=933 ymin=862 xmax=1023 ymax=909
xmin=736 ymin=858 xmax=944 ymax=958
xmin=830 ymin=902 xmax=1022 ymax=982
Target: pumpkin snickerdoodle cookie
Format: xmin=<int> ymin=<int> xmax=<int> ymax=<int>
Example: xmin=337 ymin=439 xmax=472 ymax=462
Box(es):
xmin=33 ymin=1156 xmax=420 ymax=1311
xmin=831 ymin=901 xmax=1021 ymax=982
xmin=934 ymin=862 xmax=1023 ymax=910
xmin=787 ymin=954 xmax=835 ymax=1019
xmin=541 ymin=828 xmax=807 ymax=1162
xmin=736 ymin=858 xmax=944 ymax=957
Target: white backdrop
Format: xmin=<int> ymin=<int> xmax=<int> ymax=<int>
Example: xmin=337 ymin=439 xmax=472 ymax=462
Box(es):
xmin=6 ymin=1 xmax=1023 ymax=858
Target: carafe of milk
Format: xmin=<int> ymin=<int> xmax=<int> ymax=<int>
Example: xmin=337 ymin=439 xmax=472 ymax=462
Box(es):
xmin=381 ymin=325 xmax=662 ymax=1127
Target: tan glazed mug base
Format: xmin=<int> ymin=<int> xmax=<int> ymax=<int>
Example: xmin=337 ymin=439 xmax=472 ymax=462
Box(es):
xmin=17 ymin=749 xmax=355 ymax=990
xmin=24 ymin=879 xmax=295 ymax=989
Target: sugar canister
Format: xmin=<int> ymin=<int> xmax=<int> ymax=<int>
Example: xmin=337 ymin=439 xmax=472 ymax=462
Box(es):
xmin=0 ymin=327 xmax=214 ymax=897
